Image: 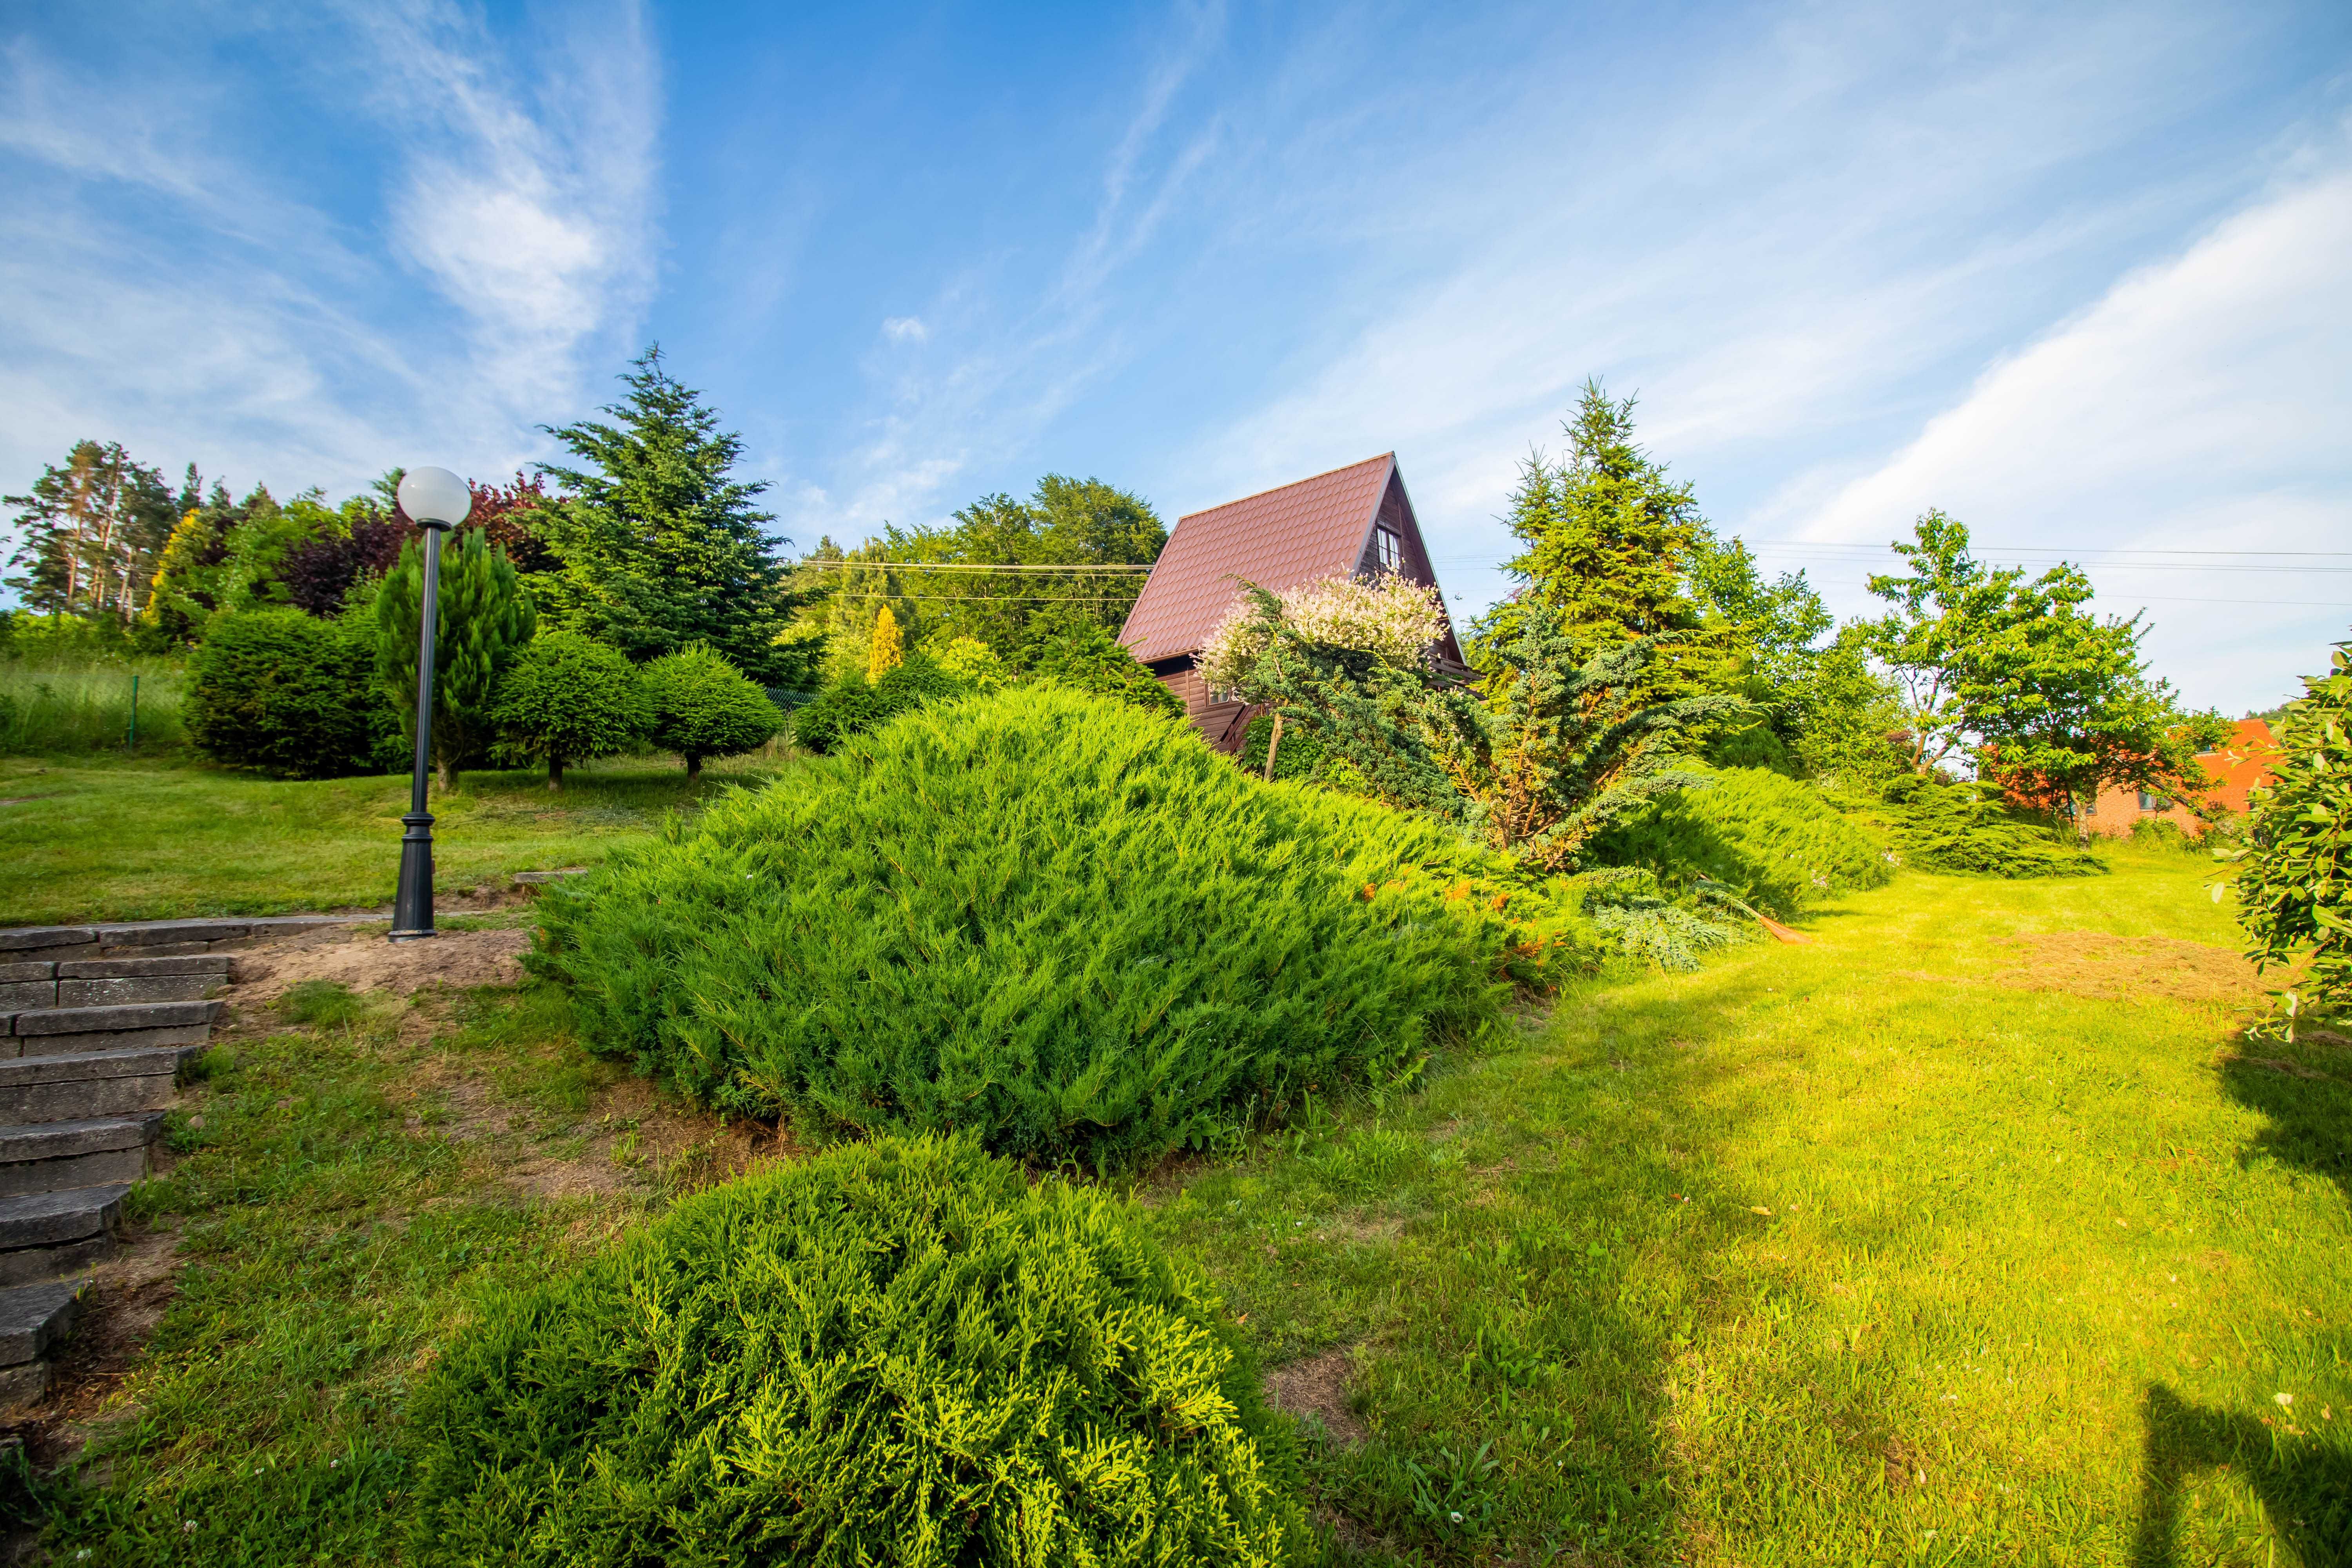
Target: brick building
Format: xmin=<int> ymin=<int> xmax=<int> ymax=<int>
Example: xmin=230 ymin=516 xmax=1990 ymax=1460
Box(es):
xmin=2072 ymin=717 xmax=2278 ymax=838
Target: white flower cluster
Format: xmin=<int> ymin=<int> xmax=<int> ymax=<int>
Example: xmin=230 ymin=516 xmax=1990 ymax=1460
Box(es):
xmin=1198 ymin=573 xmax=1447 ymax=694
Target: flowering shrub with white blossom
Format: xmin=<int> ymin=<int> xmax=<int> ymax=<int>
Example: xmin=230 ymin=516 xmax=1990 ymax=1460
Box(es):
xmin=1198 ymin=573 xmax=1447 ymax=692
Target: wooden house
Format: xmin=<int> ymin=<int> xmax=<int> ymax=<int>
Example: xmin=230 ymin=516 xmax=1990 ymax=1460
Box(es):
xmin=1117 ymin=453 xmax=1468 ymax=751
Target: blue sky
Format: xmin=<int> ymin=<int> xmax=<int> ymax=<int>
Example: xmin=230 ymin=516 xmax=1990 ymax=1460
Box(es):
xmin=3 ymin=0 xmax=2347 ymax=714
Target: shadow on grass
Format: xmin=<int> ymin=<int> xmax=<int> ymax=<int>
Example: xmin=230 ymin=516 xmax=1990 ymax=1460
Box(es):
xmin=2218 ymin=1038 xmax=2352 ymax=1206
xmin=1271 ymin=966 xmax=1786 ymax=1563
xmin=2133 ymin=1384 xmax=2352 ymax=1567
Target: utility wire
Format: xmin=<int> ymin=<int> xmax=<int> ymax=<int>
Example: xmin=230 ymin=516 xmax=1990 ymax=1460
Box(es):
xmin=798 ymin=561 xmax=1153 ymax=573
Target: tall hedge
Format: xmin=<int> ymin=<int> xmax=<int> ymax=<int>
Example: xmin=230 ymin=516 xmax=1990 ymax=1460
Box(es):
xmin=530 ymin=686 xmax=1589 ymax=1169
xmin=185 ymin=609 xmax=391 ymax=777
xmin=407 ymin=1136 xmax=1306 ymax=1568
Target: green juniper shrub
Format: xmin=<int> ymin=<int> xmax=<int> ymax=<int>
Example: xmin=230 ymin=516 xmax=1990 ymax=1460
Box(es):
xmin=1027 ymin=618 xmax=1186 ymax=720
xmin=532 ymin=686 xmax=1592 ymax=1169
xmin=1882 ymin=773 xmax=2106 ymax=878
xmin=185 ymin=608 xmax=391 ymax=778
xmin=492 ymin=630 xmax=652 ymax=788
xmin=407 ymin=1135 xmax=1309 ymax=1568
xmin=1577 ymin=868 xmax=1754 ymax=972
xmin=1593 ymin=763 xmax=1895 ymax=917
xmin=642 ymin=642 xmax=784 ymax=777
xmin=790 ymin=652 xmax=969 ymax=754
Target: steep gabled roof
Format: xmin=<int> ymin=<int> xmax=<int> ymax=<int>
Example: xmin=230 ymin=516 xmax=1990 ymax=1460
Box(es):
xmin=1120 ymin=453 xmax=1403 ymax=665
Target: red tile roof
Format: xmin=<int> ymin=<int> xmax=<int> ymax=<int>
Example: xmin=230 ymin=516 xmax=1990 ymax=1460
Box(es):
xmin=1119 ymin=454 xmax=1396 ymax=664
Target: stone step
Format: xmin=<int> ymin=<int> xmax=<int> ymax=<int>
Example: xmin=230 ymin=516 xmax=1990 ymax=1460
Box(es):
xmin=0 ymin=915 xmax=361 ymax=962
xmin=5 ymin=999 xmax=224 ymax=1058
xmin=0 ymin=954 xmax=234 ymax=1012
xmin=0 ymin=1047 xmax=190 ymax=1125
xmin=0 ymin=1114 xmax=162 ymax=1198
xmin=0 ymin=1279 xmax=84 ymax=1367
xmin=0 ymin=1279 xmax=86 ymax=1411
xmin=0 ymin=1185 xmax=127 ymax=1286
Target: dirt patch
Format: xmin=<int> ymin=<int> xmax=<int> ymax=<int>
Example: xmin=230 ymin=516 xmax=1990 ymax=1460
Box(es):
xmin=1883 ymin=1435 xmax=1927 ymax=1489
xmin=1328 ymin=1212 xmax=1406 ymax=1245
xmin=231 ymin=927 xmax=531 ymax=1000
xmin=1265 ymin=1346 xmax=1368 ymax=1446
xmin=1988 ymin=934 xmax=2265 ymax=1005
xmin=2 ymin=1230 xmax=185 ymax=1471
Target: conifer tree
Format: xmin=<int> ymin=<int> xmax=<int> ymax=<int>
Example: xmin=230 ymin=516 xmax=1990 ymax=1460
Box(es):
xmin=532 ymin=347 xmax=792 ymax=679
xmin=1486 ymin=381 xmax=1710 ymax=695
xmin=377 ymin=529 xmax=537 ymax=790
xmin=866 ymin=604 xmax=904 ymax=680
xmin=4 ymin=441 xmax=178 ymax=619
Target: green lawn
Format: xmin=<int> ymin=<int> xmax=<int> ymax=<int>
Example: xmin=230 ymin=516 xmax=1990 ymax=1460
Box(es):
xmin=16 ymin=849 xmax=2350 ymax=1565
xmin=1149 ymin=846 xmax=2351 ymax=1564
xmin=0 ymin=751 xmax=796 ymax=925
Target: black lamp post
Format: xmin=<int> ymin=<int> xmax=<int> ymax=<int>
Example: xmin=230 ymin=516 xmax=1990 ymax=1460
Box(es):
xmin=388 ymin=466 xmax=473 ymax=943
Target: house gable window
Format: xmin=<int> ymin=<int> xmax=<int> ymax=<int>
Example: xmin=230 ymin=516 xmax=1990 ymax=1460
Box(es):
xmin=2138 ymin=791 xmax=2173 ymax=811
xmin=1374 ymin=527 xmax=1401 ymax=572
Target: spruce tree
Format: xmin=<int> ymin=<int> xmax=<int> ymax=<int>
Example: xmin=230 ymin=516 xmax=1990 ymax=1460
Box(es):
xmin=866 ymin=604 xmax=904 ymax=680
xmin=1485 ymin=381 xmax=1711 ymax=700
xmin=532 ymin=348 xmax=791 ymax=679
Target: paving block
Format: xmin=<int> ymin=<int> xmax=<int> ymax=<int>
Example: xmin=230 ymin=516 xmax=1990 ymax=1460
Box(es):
xmin=14 ymin=1000 xmax=223 ymax=1038
xmin=0 ymin=929 xmax=96 ymax=954
xmin=91 ymin=920 xmax=250 ymax=947
xmin=0 ymin=1279 xmax=85 ymax=1367
xmin=0 ymin=964 xmax=55 ymax=985
xmin=0 ymin=983 xmax=55 ymax=1010
xmin=0 ymin=1115 xmax=161 ymax=1163
xmin=0 ymin=1359 xmax=46 ymax=1410
xmin=16 ymin=1024 xmax=212 ymax=1057
xmin=0 ymin=1055 xmax=178 ymax=1123
xmin=0 ymin=1185 xmax=127 ymax=1252
xmin=57 ymin=955 xmax=231 ymax=980
xmin=58 ymin=975 xmax=213 ymax=1007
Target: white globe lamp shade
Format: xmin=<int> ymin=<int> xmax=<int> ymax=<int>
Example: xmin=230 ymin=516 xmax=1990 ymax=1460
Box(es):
xmin=397 ymin=466 xmax=473 ymax=526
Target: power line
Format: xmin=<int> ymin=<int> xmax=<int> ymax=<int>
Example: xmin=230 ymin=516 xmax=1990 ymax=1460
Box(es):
xmin=800 ymin=560 xmax=1154 ymax=573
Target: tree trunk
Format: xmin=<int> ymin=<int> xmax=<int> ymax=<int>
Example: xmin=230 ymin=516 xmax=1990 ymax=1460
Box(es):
xmin=548 ymin=755 xmax=564 ymax=791
xmin=686 ymin=753 xmax=702 ymax=781
xmin=1263 ymin=712 xmax=1284 ymax=781
xmin=436 ymin=751 xmax=459 ymax=793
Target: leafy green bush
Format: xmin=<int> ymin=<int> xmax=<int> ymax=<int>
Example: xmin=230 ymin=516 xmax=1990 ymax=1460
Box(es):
xmin=532 ymin=686 xmax=1589 ymax=1168
xmin=2223 ymin=638 xmax=2351 ymax=1034
xmin=1592 ymin=764 xmax=1895 ymax=916
xmin=1882 ymin=774 xmax=2105 ymax=878
xmin=408 ymin=1136 xmax=1307 ymax=1568
xmin=1239 ymin=711 xmax=1330 ymax=782
xmin=2127 ymin=816 xmax=2203 ymax=854
xmin=644 ymin=642 xmax=784 ymax=776
xmin=185 ymin=609 xmax=391 ymax=777
xmin=790 ymin=653 xmax=969 ymax=753
xmin=492 ymin=630 xmax=651 ymax=787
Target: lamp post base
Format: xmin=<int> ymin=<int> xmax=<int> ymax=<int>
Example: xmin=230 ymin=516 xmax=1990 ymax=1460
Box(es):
xmin=390 ymin=809 xmax=437 ymax=941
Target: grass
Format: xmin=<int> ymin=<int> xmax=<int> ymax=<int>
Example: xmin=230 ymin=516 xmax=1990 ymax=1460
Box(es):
xmin=0 ymin=662 xmax=186 ymax=755
xmin=20 ymin=980 xmax=766 ymax=1563
xmin=14 ymin=846 xmax=2348 ymax=1564
xmin=1145 ymin=844 xmax=2351 ymax=1563
xmin=0 ymin=751 xmax=797 ymax=925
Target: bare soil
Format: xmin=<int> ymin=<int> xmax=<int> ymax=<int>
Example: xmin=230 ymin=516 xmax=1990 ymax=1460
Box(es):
xmin=1264 ymin=1345 xmax=1368 ymax=1446
xmin=1989 ymin=933 xmax=2265 ymax=1005
xmin=229 ymin=926 xmax=532 ymax=1000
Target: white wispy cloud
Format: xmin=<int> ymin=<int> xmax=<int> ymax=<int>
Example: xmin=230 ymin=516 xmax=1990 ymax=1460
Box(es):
xmin=880 ymin=317 xmax=929 ymax=344
xmin=0 ymin=0 xmax=660 ymax=515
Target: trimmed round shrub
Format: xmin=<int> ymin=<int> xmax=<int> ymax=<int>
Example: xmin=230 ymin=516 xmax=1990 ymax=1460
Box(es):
xmin=643 ymin=643 xmax=783 ymax=777
xmin=1593 ymin=764 xmax=1895 ymax=916
xmin=185 ymin=608 xmax=391 ymax=777
xmin=790 ymin=653 xmax=969 ymax=754
xmin=492 ymin=630 xmax=651 ymax=788
xmin=533 ymin=686 xmax=1584 ymax=1168
xmin=408 ymin=1136 xmax=1306 ymax=1568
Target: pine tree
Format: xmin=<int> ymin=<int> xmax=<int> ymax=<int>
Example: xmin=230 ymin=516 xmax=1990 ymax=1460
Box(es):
xmin=866 ymin=604 xmax=904 ymax=680
xmin=4 ymin=441 xmax=177 ymax=620
xmin=532 ymin=348 xmax=792 ymax=679
xmin=1483 ymin=381 xmax=1712 ymax=700
xmin=377 ymin=529 xmax=537 ymax=790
